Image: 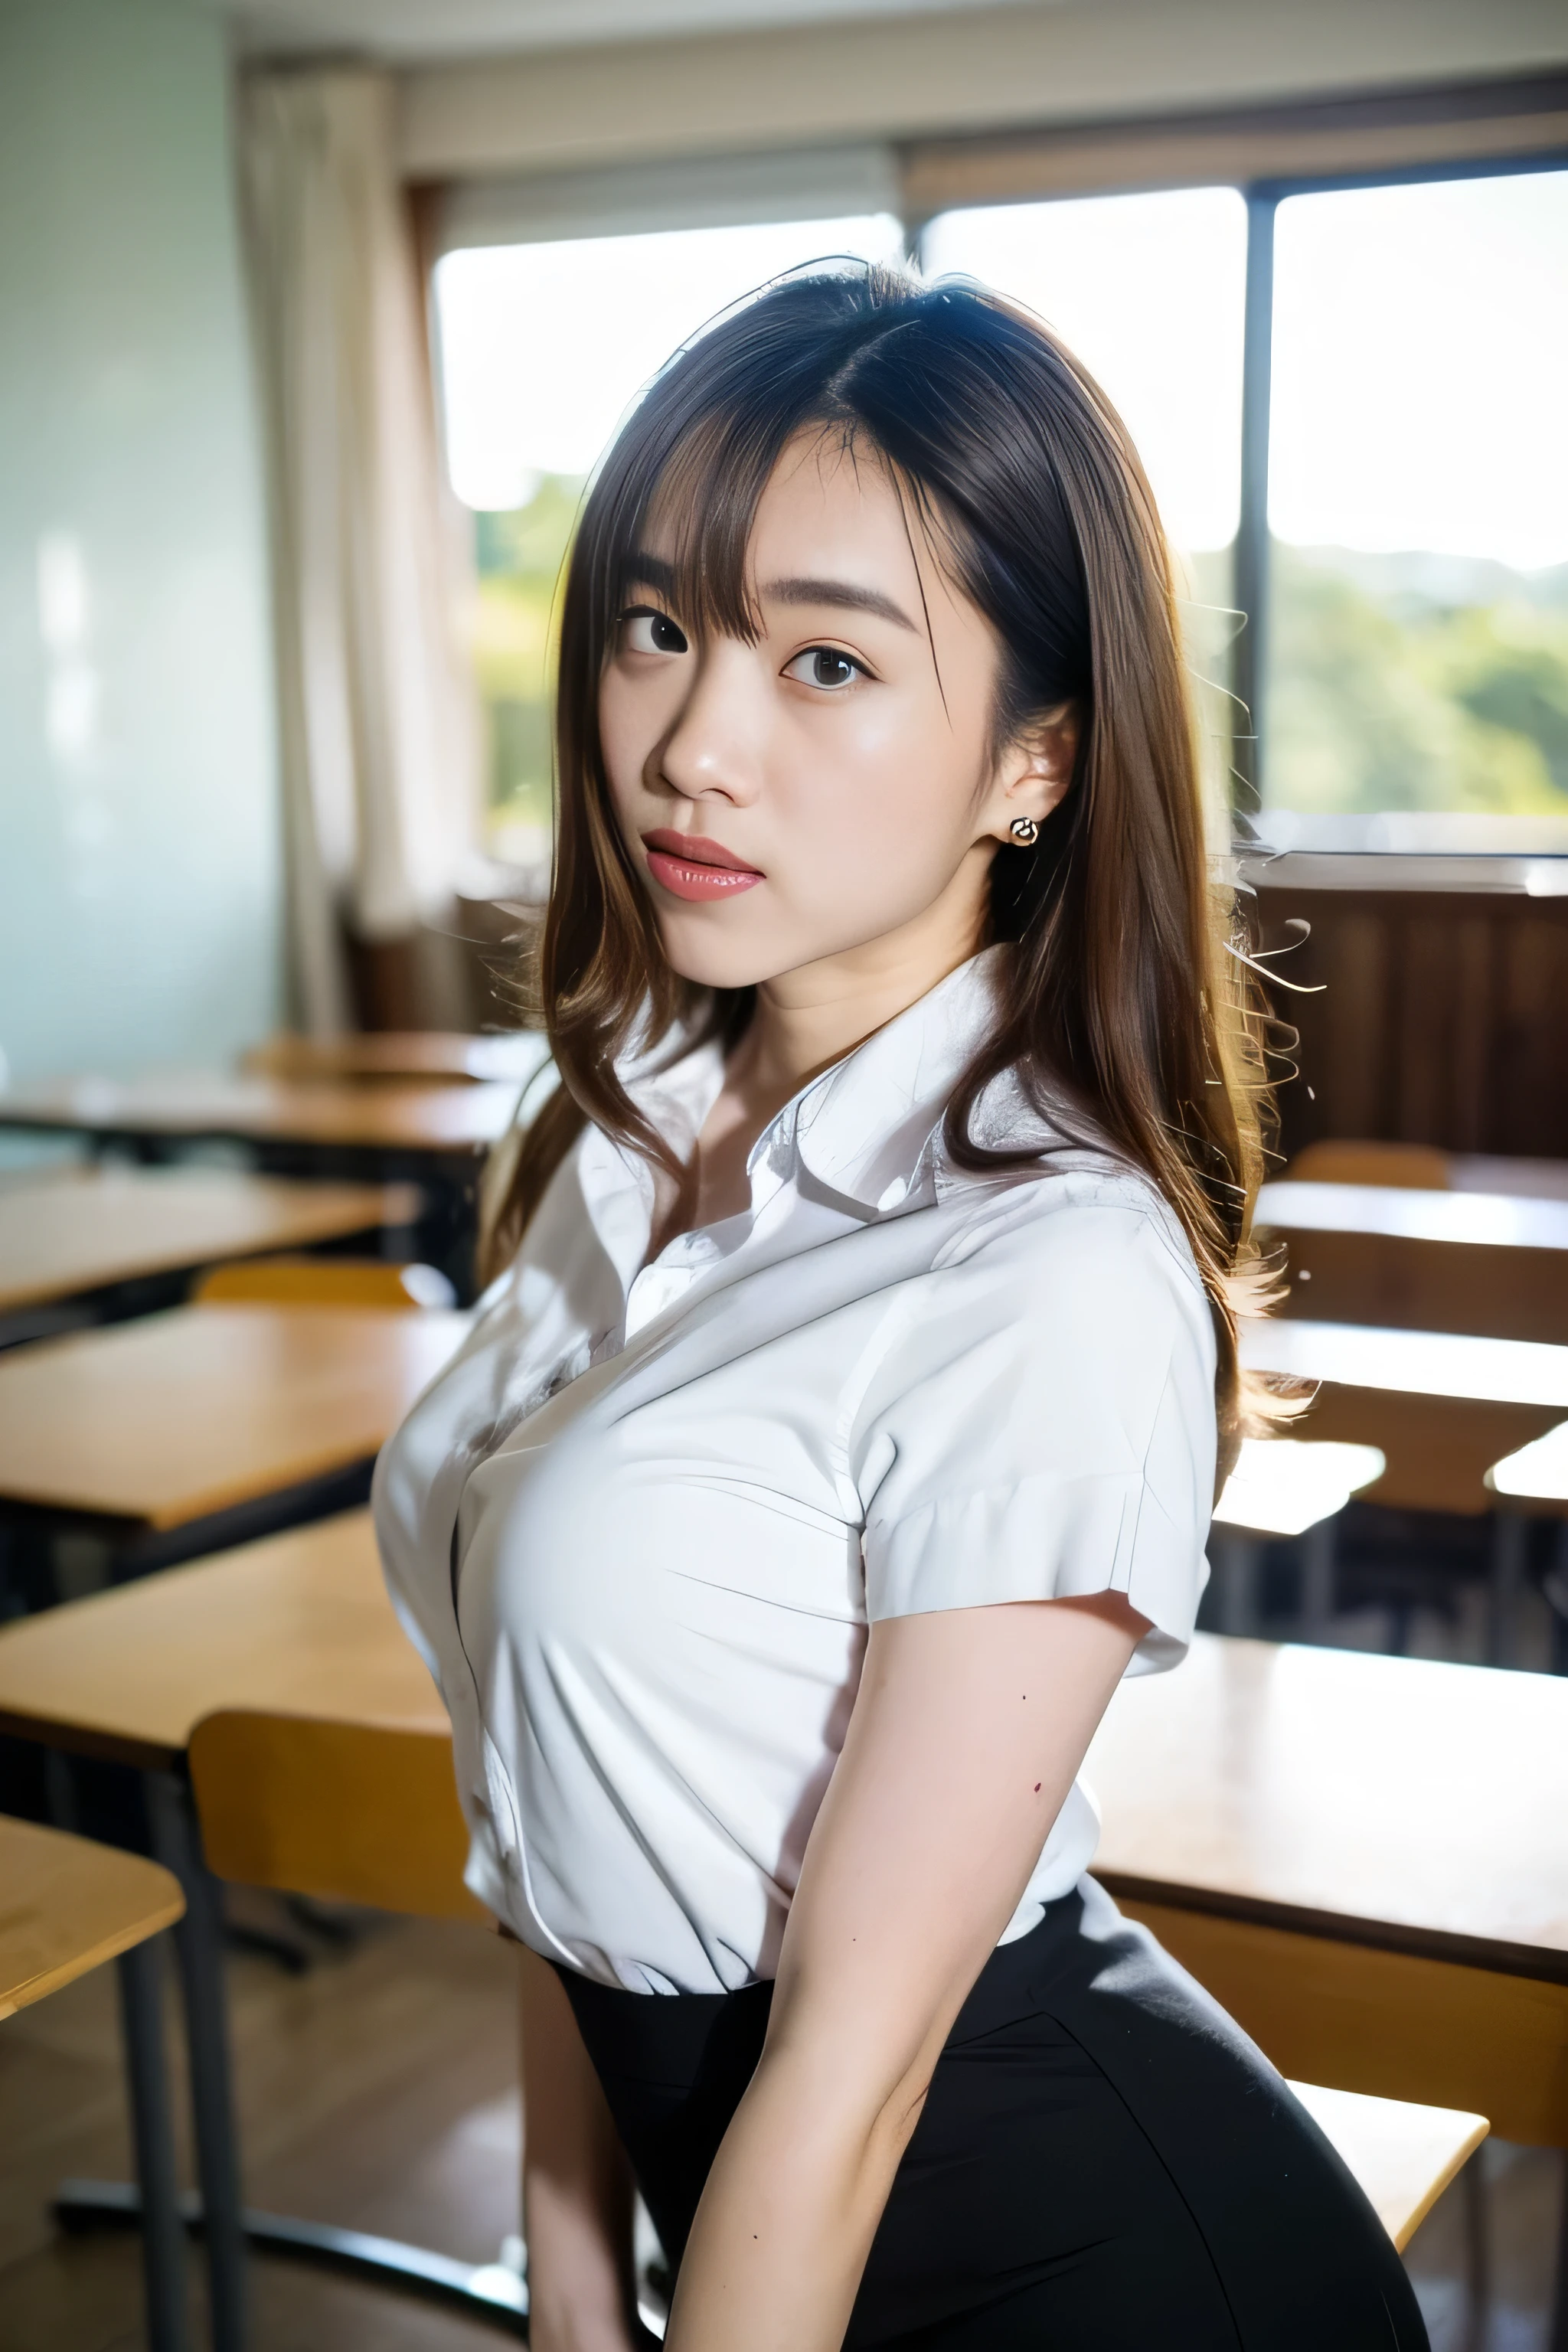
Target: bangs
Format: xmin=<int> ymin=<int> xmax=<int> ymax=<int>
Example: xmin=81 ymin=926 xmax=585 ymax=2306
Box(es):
xmin=574 ymin=263 xmax=920 ymax=659
xmin=619 ymin=410 xmax=789 ymax=646
xmin=607 ymin=400 xmax=873 ymax=650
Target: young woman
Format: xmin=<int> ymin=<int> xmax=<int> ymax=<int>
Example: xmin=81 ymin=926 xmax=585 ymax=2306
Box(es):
xmin=375 ymin=266 xmax=1428 ymax=2351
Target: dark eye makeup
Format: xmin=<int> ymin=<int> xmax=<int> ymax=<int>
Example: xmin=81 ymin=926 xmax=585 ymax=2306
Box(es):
xmin=618 ymin=604 xmax=690 ymax=655
xmin=783 ymin=645 xmax=870 ymax=691
xmin=616 ymin=606 xmax=871 ymax=693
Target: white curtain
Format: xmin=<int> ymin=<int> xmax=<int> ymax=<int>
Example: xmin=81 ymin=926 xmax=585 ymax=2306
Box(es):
xmin=241 ymin=67 xmax=482 ymax=1033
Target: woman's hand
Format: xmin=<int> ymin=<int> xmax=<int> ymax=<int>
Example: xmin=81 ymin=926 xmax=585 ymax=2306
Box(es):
xmin=664 ymin=1591 xmax=1147 ymax=2352
xmin=520 ymin=1945 xmax=650 ymax=2352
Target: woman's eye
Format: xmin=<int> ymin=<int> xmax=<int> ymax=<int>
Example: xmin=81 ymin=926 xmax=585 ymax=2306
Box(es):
xmin=784 ymin=647 xmax=864 ymax=691
xmin=620 ymin=609 xmax=688 ymax=656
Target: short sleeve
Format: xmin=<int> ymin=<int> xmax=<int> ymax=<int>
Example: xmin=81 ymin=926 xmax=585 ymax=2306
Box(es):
xmin=851 ymin=1182 xmax=1217 ymax=1674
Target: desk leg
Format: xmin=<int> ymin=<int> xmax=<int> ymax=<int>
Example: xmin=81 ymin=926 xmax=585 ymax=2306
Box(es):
xmin=146 ymin=1772 xmax=248 ymax=2352
xmin=1211 ymin=1535 xmax=1261 ymax=1638
xmin=116 ymin=1937 xmax=191 ymax=2352
xmin=1488 ymin=1513 xmax=1527 ymax=1669
xmin=1300 ymin=1521 xmax=1337 ymax=1645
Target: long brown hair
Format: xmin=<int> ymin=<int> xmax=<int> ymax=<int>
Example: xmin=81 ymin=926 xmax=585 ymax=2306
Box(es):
xmin=481 ymin=263 xmax=1276 ymax=1463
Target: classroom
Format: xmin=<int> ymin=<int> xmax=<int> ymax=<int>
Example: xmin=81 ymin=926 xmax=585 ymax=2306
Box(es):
xmin=1 ymin=2 xmax=1566 ymax=2347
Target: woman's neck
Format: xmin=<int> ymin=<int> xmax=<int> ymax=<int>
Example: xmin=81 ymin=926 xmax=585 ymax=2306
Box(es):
xmin=651 ymin=910 xmax=990 ymax=1253
xmin=738 ymin=877 xmax=993 ymax=1109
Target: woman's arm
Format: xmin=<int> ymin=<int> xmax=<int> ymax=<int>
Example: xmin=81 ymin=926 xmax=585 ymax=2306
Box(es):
xmin=665 ymin=1592 xmax=1147 ymax=2352
xmin=520 ymin=1942 xmax=648 ymax=2352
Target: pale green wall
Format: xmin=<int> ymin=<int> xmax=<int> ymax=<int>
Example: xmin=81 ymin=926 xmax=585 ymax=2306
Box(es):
xmin=0 ymin=0 xmax=281 ymax=1087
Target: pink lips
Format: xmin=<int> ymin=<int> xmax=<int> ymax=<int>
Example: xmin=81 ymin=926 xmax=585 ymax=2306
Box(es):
xmin=642 ymin=830 xmax=764 ymax=903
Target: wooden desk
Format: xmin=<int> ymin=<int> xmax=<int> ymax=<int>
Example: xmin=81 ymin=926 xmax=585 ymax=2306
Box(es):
xmin=0 ymin=1073 xmax=521 ymax=1158
xmin=1240 ymin=1317 xmax=1568 ymax=1513
xmin=1289 ymin=1142 xmax=1568 ymax=1202
xmin=1257 ymin=1180 xmax=1568 ymax=1344
xmin=0 ymin=1511 xmax=430 ymax=2352
xmin=1452 ymin=1154 xmax=1568 ymax=1204
xmin=2 ymin=1817 xmax=190 ymax=2351
xmin=0 ymin=1166 xmax=413 ymax=1318
xmin=0 ymin=1814 xmax=184 ymax=2017
xmin=0 ymin=1511 xmax=439 ymax=1766
xmin=243 ymin=1031 xmax=550 ymax=1088
xmin=1089 ymin=1634 xmax=1568 ymax=2145
xmin=0 ymin=1522 xmax=1549 ymax=2323
xmin=185 ymin=1707 xmax=1485 ymax=2261
xmin=0 ymin=1303 xmax=469 ymax=1530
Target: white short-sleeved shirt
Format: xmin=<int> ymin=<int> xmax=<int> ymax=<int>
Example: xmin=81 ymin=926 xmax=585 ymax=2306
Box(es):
xmin=374 ymin=949 xmax=1217 ymax=1994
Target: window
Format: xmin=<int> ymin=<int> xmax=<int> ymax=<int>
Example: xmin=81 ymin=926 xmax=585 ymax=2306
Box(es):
xmin=433 ymin=213 xmax=903 ymax=864
xmin=431 ymin=153 xmax=1568 ymax=865
xmin=1261 ymin=168 xmax=1568 ymax=844
xmin=920 ymin=188 xmax=1247 ymax=559
xmin=921 ymin=188 xmax=1248 ymax=821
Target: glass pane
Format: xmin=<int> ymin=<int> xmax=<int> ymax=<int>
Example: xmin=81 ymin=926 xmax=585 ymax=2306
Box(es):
xmin=1264 ymin=169 xmax=1568 ymax=837
xmin=434 ymin=215 xmax=903 ymax=860
xmin=921 ymin=188 xmax=1247 ymax=820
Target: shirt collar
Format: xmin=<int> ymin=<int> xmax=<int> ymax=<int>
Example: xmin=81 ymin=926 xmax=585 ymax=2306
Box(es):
xmin=590 ymin=943 xmax=1072 ymax=1242
xmin=774 ymin=945 xmax=1025 ymax=1216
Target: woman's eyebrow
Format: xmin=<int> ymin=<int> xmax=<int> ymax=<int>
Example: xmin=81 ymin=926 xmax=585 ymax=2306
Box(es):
xmin=622 ymin=552 xmax=678 ymax=598
xmin=761 ymin=576 xmax=919 ymax=632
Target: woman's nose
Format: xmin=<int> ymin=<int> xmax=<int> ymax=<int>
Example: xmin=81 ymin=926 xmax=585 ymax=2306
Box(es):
xmin=655 ymin=642 xmax=764 ymax=806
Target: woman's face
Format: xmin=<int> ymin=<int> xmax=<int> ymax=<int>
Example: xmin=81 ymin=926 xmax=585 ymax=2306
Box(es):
xmin=598 ymin=430 xmax=1074 ymax=995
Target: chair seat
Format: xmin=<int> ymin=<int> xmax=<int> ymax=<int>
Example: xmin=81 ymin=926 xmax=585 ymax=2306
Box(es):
xmin=0 ymin=1815 xmax=184 ymax=2019
xmin=1287 ymin=2078 xmax=1486 ymax=2250
xmin=187 ymin=1705 xmax=1491 ymax=2254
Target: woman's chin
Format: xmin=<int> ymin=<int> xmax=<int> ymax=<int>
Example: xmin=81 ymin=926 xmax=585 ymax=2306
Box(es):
xmin=651 ymin=910 xmax=786 ymax=995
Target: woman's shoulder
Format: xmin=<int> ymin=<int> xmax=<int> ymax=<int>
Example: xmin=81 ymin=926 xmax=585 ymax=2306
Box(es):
xmin=932 ymin=1070 xmax=1206 ymax=1304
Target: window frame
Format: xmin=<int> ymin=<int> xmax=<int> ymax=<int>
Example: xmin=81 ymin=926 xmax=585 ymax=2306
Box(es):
xmin=1230 ymin=145 xmax=1568 ymax=836
xmin=430 ymin=109 xmax=1568 ymax=871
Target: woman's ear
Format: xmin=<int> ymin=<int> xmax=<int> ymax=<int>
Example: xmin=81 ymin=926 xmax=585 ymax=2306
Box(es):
xmin=986 ymin=702 xmax=1081 ymax=844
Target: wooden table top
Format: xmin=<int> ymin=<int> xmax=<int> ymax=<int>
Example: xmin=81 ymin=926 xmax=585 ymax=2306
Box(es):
xmin=0 ymin=1815 xmax=185 ymax=2019
xmin=1240 ymin=1318 xmax=1568 ymax=1406
xmin=0 ymin=1304 xmax=469 ymax=1527
xmin=1238 ymin=1318 xmax=1568 ymax=1508
xmin=1255 ymin=1191 xmax=1568 ymax=1346
xmin=243 ymin=1031 xmax=551 ymax=1086
xmin=1089 ymin=1633 xmax=1568 ymax=1979
xmin=0 ymin=1167 xmax=416 ymax=1315
xmin=1452 ymin=1155 xmax=1568 ymax=1203
xmin=1289 ymin=1145 xmax=1568 ymax=1203
xmin=0 ymin=1073 xmax=521 ymax=1155
xmin=1259 ymin=1181 xmax=1568 ymax=1252
xmin=0 ymin=1511 xmax=439 ymax=1769
xmin=2 ymin=1508 xmax=1561 ymax=1990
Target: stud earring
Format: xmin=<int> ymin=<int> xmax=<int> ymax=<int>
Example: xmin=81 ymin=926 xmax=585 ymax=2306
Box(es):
xmin=1008 ymin=815 xmax=1040 ymax=846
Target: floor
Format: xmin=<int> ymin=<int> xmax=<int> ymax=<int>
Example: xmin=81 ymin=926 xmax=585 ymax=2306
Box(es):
xmin=0 ymin=1894 xmax=1560 ymax=2351
xmin=0 ymin=1902 xmax=521 ymax=2352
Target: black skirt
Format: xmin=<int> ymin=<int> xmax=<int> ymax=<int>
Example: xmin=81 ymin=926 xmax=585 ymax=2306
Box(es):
xmin=557 ymin=1877 xmax=1430 ymax=2350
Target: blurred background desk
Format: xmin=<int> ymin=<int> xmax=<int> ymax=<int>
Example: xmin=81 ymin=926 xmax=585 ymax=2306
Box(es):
xmin=2 ymin=1817 xmax=188 ymax=2352
xmin=0 ymin=1168 xmax=416 ymax=1349
xmin=1236 ymin=1318 xmax=1568 ymax=1664
xmin=0 ymin=1511 xmax=462 ymax=2345
xmin=1286 ymin=1143 xmax=1568 ymax=1202
xmin=1258 ymin=1178 xmax=1568 ymax=1344
xmin=1088 ymin=1635 xmax=1568 ymax=2148
xmin=0 ymin=1071 xmax=521 ymax=1161
xmin=0 ymin=1303 xmax=469 ymax=1590
xmin=0 ymin=1075 xmax=526 ymax=1300
xmin=242 ymin=1031 xmax=549 ymax=1087
xmin=0 ymin=1512 xmax=433 ymax=1774
xmin=1240 ymin=1319 xmax=1568 ymax=1517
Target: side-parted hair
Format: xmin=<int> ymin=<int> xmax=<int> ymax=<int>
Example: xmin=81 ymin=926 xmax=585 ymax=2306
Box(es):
xmin=481 ymin=263 xmax=1276 ymax=1467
